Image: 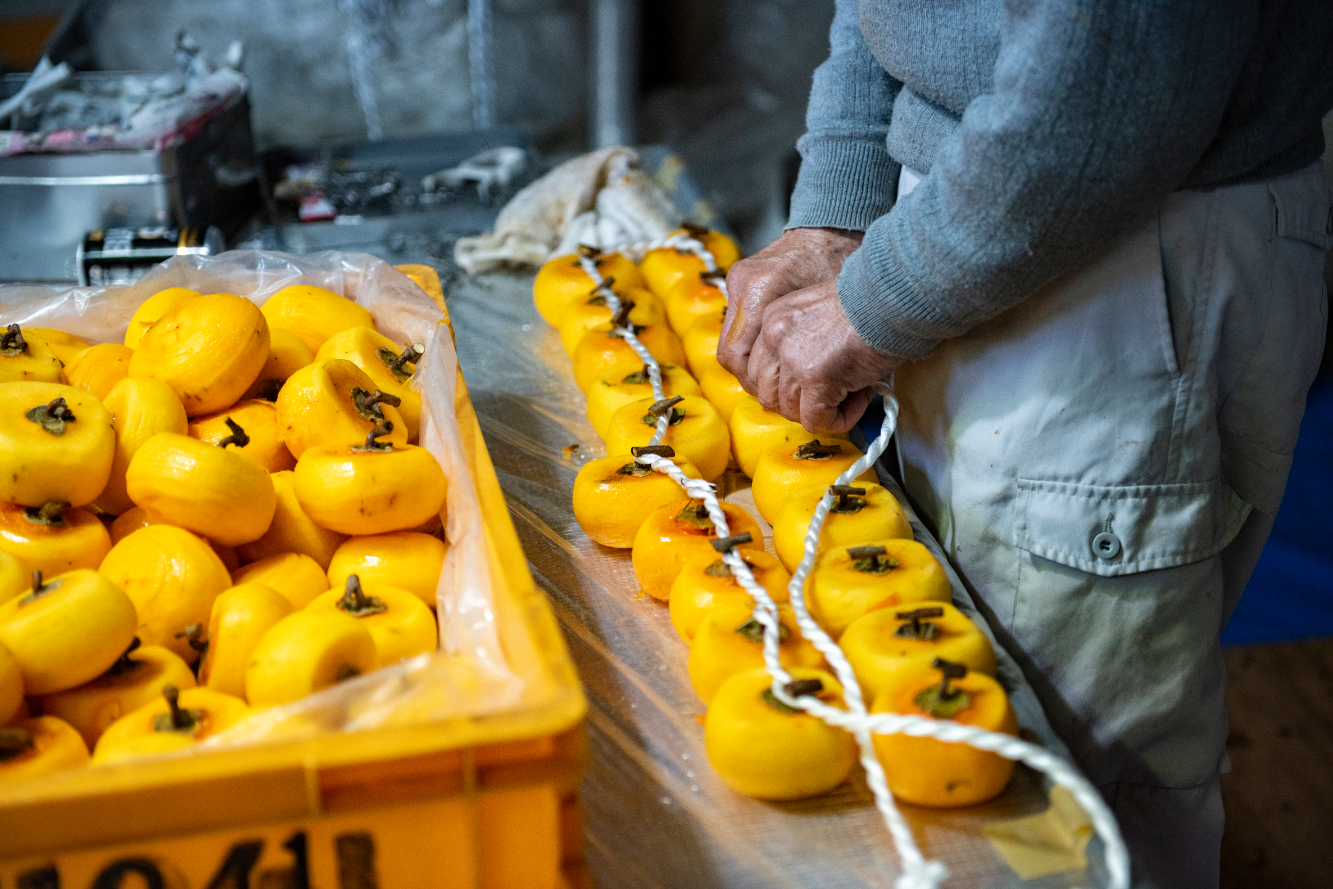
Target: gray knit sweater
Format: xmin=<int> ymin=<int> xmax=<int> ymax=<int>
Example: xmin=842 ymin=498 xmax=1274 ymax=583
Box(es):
xmin=788 ymin=0 xmax=1333 ymax=359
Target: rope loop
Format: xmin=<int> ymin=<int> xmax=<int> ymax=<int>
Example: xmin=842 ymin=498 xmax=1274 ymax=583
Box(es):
xmin=572 ymin=238 xmax=1128 ymax=889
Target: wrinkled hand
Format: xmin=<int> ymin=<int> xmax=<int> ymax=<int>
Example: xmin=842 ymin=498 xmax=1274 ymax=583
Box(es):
xmin=743 ymin=280 xmax=903 ymax=433
xmin=720 ymin=226 xmax=863 ymax=386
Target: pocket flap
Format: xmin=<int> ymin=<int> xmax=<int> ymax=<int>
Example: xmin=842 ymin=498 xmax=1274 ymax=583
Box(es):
xmin=1272 ymin=179 xmax=1333 ymax=249
xmin=1013 ymin=478 xmax=1251 ymax=576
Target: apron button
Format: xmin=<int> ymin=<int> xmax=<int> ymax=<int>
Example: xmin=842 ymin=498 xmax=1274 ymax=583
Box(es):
xmin=1092 ymin=531 xmax=1122 ymax=560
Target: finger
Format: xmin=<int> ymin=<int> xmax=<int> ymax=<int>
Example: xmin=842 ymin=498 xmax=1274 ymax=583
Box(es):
xmin=798 ymin=378 xmax=846 ymax=434
xmin=749 ymin=334 xmax=781 ymax=412
xmin=832 ymin=387 xmax=873 ymax=434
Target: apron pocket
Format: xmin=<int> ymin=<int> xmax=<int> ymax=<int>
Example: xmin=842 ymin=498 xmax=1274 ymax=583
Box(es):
xmin=1013 ymin=477 xmax=1251 ymax=577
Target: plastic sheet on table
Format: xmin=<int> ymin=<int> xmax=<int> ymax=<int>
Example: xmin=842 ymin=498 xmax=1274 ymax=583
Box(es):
xmin=443 ymin=266 xmax=1115 ymax=889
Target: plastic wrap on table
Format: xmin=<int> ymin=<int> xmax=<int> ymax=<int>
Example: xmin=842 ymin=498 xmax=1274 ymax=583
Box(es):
xmin=0 ymin=250 xmax=525 ymax=747
xmin=443 ymin=266 xmax=1114 ymax=889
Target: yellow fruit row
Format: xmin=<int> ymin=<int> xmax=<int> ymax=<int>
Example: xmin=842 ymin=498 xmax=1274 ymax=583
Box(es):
xmin=536 ymin=232 xmax=1020 ymax=808
xmin=0 ymin=282 xmax=450 ymax=783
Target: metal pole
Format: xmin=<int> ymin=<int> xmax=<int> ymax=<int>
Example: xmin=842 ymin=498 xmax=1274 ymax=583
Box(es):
xmin=468 ymin=0 xmax=497 ymax=129
xmin=590 ymin=0 xmax=637 ymax=148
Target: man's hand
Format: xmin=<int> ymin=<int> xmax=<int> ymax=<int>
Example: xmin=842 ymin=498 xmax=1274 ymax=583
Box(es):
xmin=744 ymin=280 xmax=903 ymax=433
xmin=720 ymin=226 xmax=863 ymax=389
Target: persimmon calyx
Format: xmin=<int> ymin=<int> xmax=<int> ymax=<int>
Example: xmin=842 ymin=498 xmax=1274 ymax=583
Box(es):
xmin=352 ymin=387 xmax=402 ymax=422
xmin=25 ymin=397 xmax=76 ymax=435
xmin=914 ymin=658 xmax=972 ymax=718
xmin=794 ymin=440 xmax=843 ymax=460
xmin=736 ymin=617 xmax=789 ymax=644
xmin=175 ymin=623 xmax=209 ymax=653
xmin=152 ymin=684 xmax=206 ymax=734
xmin=830 ymin=484 xmax=867 ymax=514
xmin=106 ymin=638 xmax=145 ymax=677
xmin=0 ymin=727 xmax=35 ymax=762
xmin=378 ymin=343 xmax=424 ymax=382
xmin=894 ymin=607 xmax=945 ymax=641
xmin=674 ymin=501 xmax=714 ymax=530
xmin=18 ymin=571 xmax=61 ymax=606
xmin=847 ymin=544 xmax=899 ymax=574
xmin=217 ymin=418 xmax=250 ymax=449
xmin=22 ymin=500 xmax=70 ymax=528
xmin=352 ymin=421 xmax=397 ymax=452
xmin=336 ymin=574 xmax=388 ymax=617
xmin=0 ymin=323 xmax=27 ymax=357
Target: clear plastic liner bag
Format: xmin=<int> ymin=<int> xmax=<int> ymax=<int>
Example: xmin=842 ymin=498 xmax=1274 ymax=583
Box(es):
xmin=0 ymin=249 xmax=525 ymax=750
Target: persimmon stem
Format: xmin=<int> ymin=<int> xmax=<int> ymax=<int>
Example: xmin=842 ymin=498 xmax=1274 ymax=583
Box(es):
xmin=795 ymin=439 xmax=843 ymax=460
xmin=610 ymin=299 xmax=636 ymax=329
xmin=709 ymin=532 xmax=752 ymax=554
xmin=216 ymin=417 xmax=250 ymax=449
xmin=337 ymin=574 xmax=388 ymax=616
xmin=0 ymin=323 xmax=26 ymax=354
xmin=390 ymin=343 xmax=424 ymax=374
xmin=630 ymin=444 xmax=675 ymax=458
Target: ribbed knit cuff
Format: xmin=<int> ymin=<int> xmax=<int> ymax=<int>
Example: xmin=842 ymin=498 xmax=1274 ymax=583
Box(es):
xmin=836 ymin=241 xmax=941 ymax=360
xmin=787 ymin=135 xmax=899 ymax=232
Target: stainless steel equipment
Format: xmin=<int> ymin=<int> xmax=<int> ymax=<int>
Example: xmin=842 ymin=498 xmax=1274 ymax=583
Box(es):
xmin=0 ymin=73 xmax=260 ymax=283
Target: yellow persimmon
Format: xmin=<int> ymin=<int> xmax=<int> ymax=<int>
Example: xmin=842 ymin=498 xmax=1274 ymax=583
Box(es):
xmin=871 ymin=659 xmax=1017 ymax=808
xmin=0 ymin=639 xmax=23 ymax=725
xmin=189 ymin=399 xmax=296 ymax=473
xmin=572 ymin=449 xmax=704 ymax=548
xmin=0 ymin=501 xmax=111 ymax=579
xmin=123 ymin=287 xmax=201 ymax=349
xmin=307 ymin=576 xmax=437 ymax=667
xmin=630 ymin=499 xmax=763 ymax=601
xmin=0 ymin=323 xmax=62 ymax=384
xmin=668 ymin=548 xmax=790 ymax=643
xmin=198 ymin=583 xmax=292 ymax=699
xmin=126 ymin=432 xmax=277 ymax=546
xmin=0 ymin=716 xmax=89 ymax=781
xmin=93 ymin=684 xmax=249 ymax=763
xmin=0 ymin=569 xmax=136 ymax=695
xmin=687 ymin=600 xmax=824 ymax=706
xmin=751 ymin=439 xmax=875 ymax=524
xmin=316 ymin=326 xmax=425 ymax=442
xmin=0 ymin=381 xmax=115 ymax=508
xmin=585 ymin=362 xmax=699 ymax=439
xmin=327 ymin=532 xmax=448 ymax=610
xmin=42 ymin=642 xmax=196 ymax=749
xmin=94 ymin=376 xmax=189 ymax=516
xmin=841 ymin=603 xmax=995 ymax=706
xmin=231 ymin=551 xmax=330 ymax=610
xmin=24 ymin=327 xmax=91 ymax=367
xmin=682 ymin=309 xmax=725 ymax=379
xmin=108 ymin=506 xmax=155 ymax=545
xmin=0 ymin=551 xmax=24 ymax=606
xmin=705 ymin=667 xmax=857 ymax=800
xmin=128 ymin=292 xmax=270 ymax=417
xmin=571 ymin=321 xmax=688 ymax=393
xmin=697 ymin=363 xmax=748 ymax=422
xmin=728 ymin=396 xmax=847 ymax=479
xmin=293 ymin=426 xmax=447 ymax=536
xmin=558 ymin=287 xmax=666 ymax=356
xmin=663 ymin=271 xmax=729 ymax=336
xmin=64 ymin=343 xmax=133 ymax=400
xmin=260 ymin=284 xmax=376 ymax=354
xmin=533 ymin=246 xmax=646 ymax=326
xmin=99 ymin=525 xmax=231 ymax=663
xmin=605 ymin=395 xmax=731 ymax=482
xmin=241 ymin=327 xmax=315 ymax=401
xmin=90 ymin=728 xmax=196 ymax=764
xmin=806 ymin=540 xmax=953 ymax=639
xmin=245 ymin=609 xmax=378 ymax=708
xmin=235 ymin=471 xmax=347 ymax=569
xmin=772 ymin=482 xmax=914 ymax=572
xmin=639 ymin=226 xmax=742 ymax=298
xmin=275 ymin=358 xmax=408 ymax=459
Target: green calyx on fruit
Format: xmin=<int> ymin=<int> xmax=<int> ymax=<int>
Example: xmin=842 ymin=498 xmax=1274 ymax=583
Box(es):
xmin=914 ymin=658 xmax=971 ymax=719
xmin=893 ymin=607 xmax=945 ymax=642
xmin=736 ymin=616 xmax=789 ymax=644
xmin=25 ymin=397 xmax=76 ymax=436
xmin=1 ymin=323 xmax=28 ymax=357
xmin=794 ymin=440 xmax=843 ymax=461
xmin=336 ymin=574 xmax=388 ymax=617
xmin=378 ymin=343 xmax=424 ymax=383
xmin=352 ymin=421 xmax=397 ymax=453
xmin=22 ymin=501 xmax=70 ymax=528
xmin=151 ymin=684 xmax=206 ymax=735
xmin=18 ymin=571 xmax=62 ymax=606
xmin=847 ymin=545 xmax=899 ymax=575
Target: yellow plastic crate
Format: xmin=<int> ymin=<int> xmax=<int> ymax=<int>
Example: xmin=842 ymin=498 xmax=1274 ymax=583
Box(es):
xmin=0 ymin=265 xmax=589 ymax=889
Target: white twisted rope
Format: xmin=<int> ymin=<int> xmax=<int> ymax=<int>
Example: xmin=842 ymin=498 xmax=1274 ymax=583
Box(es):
xmin=572 ymin=240 xmax=1129 ymax=889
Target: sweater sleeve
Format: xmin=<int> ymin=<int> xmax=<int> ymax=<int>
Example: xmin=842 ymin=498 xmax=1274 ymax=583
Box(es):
xmin=837 ymin=0 xmax=1257 ymax=360
xmin=785 ymin=0 xmax=903 ymax=232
